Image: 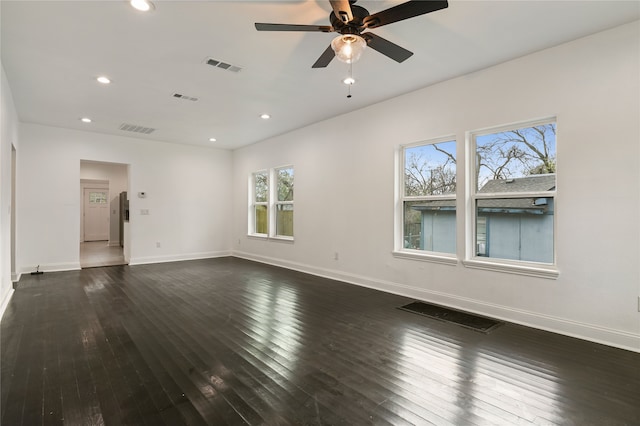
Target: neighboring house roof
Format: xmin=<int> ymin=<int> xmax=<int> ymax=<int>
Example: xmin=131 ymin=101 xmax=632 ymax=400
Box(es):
xmin=478 ymin=174 xmax=556 ymax=193
xmin=412 ymin=174 xmax=555 ymax=214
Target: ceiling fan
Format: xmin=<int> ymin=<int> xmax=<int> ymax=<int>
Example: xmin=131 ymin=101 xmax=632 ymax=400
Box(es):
xmin=255 ymin=0 xmax=448 ymax=68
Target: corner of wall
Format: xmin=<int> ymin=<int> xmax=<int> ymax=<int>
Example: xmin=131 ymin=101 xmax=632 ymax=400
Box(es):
xmin=0 ymin=288 xmax=15 ymax=321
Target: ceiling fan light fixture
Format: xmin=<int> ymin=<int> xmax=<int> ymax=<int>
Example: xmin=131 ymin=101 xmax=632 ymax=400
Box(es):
xmin=343 ymin=77 xmax=355 ymax=85
xmin=130 ymin=0 xmax=154 ymax=12
xmin=331 ymin=34 xmax=367 ymax=64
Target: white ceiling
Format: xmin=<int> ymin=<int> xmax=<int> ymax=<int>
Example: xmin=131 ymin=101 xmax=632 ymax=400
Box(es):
xmin=2 ymin=1 xmax=638 ymax=150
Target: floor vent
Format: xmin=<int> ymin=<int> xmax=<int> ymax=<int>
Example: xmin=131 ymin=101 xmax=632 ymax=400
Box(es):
xmin=205 ymin=57 xmax=242 ymax=73
xmin=119 ymin=123 xmax=156 ymax=134
xmin=172 ymin=93 xmax=199 ymax=102
xmin=398 ymin=301 xmax=504 ymax=333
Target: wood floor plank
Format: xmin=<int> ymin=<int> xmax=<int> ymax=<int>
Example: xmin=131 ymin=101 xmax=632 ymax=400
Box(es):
xmin=0 ymin=321 xmax=25 ymax=424
xmin=109 ymin=271 xmax=248 ymax=425
xmin=145 ymin=268 xmax=382 ymax=424
xmin=122 ymin=276 xmax=291 ymax=425
xmin=2 ymin=257 xmax=639 ymax=425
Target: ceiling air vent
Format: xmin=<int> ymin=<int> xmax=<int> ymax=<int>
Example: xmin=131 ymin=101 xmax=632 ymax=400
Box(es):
xmin=119 ymin=123 xmax=155 ymax=134
xmin=172 ymin=93 xmax=199 ymax=101
xmin=205 ymin=58 xmax=242 ymax=73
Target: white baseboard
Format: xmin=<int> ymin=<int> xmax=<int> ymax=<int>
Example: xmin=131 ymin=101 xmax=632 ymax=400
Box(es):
xmin=0 ymin=288 xmax=15 ymax=321
xmin=19 ymin=262 xmax=81 ymax=274
xmin=16 ymin=251 xmax=231 ymax=274
xmin=129 ymin=250 xmax=232 ymax=266
xmin=233 ymin=250 xmax=640 ymax=353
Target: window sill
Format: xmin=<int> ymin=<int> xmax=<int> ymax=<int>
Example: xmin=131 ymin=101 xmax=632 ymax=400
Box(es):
xmin=271 ymin=235 xmax=294 ymax=243
xmin=247 ymin=234 xmax=294 ymax=243
xmin=392 ymin=250 xmax=458 ymax=266
xmin=462 ymin=258 xmax=559 ymax=279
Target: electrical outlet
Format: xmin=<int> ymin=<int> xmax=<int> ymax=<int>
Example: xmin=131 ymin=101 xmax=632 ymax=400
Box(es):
xmin=141 ymin=209 xmax=149 ymax=215
xmin=638 ymin=296 xmax=640 ymax=312
xmin=334 ymin=252 xmax=339 ymax=261
xmin=156 ymin=242 xmax=161 ymax=248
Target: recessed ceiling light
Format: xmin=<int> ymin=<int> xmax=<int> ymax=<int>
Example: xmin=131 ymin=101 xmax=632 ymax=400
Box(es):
xmin=130 ymin=0 xmax=154 ymax=12
xmin=81 ymin=117 xmax=92 ymax=123
xmin=209 ymin=138 xmax=217 ymax=142
xmin=96 ymin=76 xmax=111 ymax=84
xmin=343 ymin=77 xmax=355 ymax=85
xmin=260 ymin=113 xmax=271 ymax=120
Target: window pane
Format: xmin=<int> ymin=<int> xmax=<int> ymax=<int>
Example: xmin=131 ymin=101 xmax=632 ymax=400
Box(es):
xmin=277 ymin=168 xmax=294 ymax=202
xmin=254 ymin=172 xmax=268 ymax=202
xmin=404 ymin=141 xmax=456 ymax=197
xmin=89 ymin=192 xmax=107 ymax=203
xmin=476 ymin=197 xmax=554 ymax=263
xmin=255 ymin=205 xmax=267 ymax=234
xmin=276 ymin=204 xmax=293 ymax=237
xmin=403 ymin=200 xmax=456 ymax=254
xmin=475 ymin=123 xmax=556 ymax=191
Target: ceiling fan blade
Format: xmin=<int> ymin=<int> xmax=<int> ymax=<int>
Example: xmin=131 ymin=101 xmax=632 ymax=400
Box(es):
xmin=255 ymin=23 xmax=334 ymax=32
xmin=363 ymin=0 xmax=448 ymax=29
xmin=312 ymin=45 xmax=335 ymax=68
xmin=329 ymin=0 xmax=354 ymax=23
xmin=362 ymin=33 xmax=413 ymax=63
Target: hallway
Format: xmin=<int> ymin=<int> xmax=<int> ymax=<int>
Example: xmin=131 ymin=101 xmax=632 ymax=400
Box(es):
xmin=80 ymin=241 xmax=126 ymax=268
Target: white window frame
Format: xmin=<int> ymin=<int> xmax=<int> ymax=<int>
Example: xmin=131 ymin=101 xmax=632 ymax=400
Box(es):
xmin=393 ymin=135 xmax=458 ymax=265
xmin=248 ymin=166 xmax=294 ymax=241
xmin=249 ymin=170 xmax=269 ymax=237
xmin=272 ymin=166 xmax=294 ymax=240
xmin=463 ymin=117 xmax=559 ymax=279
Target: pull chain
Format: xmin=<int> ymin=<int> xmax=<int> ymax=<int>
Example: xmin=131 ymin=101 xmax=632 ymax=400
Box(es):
xmin=346 ymin=62 xmax=353 ymax=99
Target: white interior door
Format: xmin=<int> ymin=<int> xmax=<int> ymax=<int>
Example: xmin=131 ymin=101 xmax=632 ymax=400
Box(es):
xmin=84 ymin=188 xmax=109 ymax=241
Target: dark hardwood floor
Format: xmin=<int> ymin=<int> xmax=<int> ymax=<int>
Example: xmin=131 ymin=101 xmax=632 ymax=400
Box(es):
xmin=1 ymin=257 xmax=639 ymax=425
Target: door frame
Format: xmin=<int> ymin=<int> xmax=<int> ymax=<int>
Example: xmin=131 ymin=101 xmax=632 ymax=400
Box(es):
xmin=11 ymin=145 xmax=17 ymax=282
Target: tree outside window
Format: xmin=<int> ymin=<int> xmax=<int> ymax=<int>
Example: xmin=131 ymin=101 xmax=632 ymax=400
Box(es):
xmin=275 ymin=167 xmax=294 ymax=237
xmin=252 ymin=171 xmax=268 ymax=235
xmin=472 ymin=121 xmax=557 ymax=264
xmin=402 ymin=139 xmax=456 ymax=254
xmin=476 ymin=123 xmax=556 ymax=189
xmin=249 ymin=167 xmax=294 ymax=239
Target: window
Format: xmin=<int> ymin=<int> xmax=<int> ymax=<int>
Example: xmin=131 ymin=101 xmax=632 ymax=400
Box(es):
xmin=249 ymin=166 xmax=294 ymax=239
xmin=398 ymin=137 xmax=456 ymax=257
xmin=89 ymin=191 xmax=107 ymax=204
xmin=275 ymin=167 xmax=294 ymax=237
xmin=251 ymin=171 xmax=268 ymax=235
xmin=395 ymin=119 xmax=558 ymax=277
xmin=470 ymin=119 xmax=556 ymax=265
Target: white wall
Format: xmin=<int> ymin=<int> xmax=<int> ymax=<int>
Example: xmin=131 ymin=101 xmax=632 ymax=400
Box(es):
xmin=0 ymin=63 xmax=19 ymax=318
xmin=232 ymin=22 xmax=640 ymax=351
xmin=80 ymin=160 xmax=128 ymax=245
xmin=16 ymin=124 xmax=233 ymax=272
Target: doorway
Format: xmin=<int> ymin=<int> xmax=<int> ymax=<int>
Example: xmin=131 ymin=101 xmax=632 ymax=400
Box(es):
xmin=80 ymin=160 xmax=129 ymax=268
